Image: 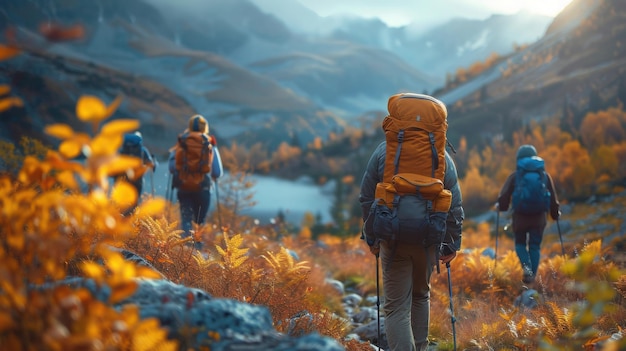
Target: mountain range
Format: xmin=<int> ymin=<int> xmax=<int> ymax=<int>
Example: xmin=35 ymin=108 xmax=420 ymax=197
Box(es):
xmin=0 ymin=0 xmax=565 ymax=157
xmin=438 ymin=0 xmax=626 ymax=149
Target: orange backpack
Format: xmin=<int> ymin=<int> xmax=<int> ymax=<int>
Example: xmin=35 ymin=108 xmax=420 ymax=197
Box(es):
xmin=175 ymin=131 xmax=213 ymax=191
xmin=383 ymin=93 xmax=447 ymax=185
xmin=365 ymin=93 xmax=451 ymax=251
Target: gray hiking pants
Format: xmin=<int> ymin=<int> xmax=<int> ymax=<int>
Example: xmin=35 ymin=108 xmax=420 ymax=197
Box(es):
xmin=381 ymin=241 xmax=436 ymax=351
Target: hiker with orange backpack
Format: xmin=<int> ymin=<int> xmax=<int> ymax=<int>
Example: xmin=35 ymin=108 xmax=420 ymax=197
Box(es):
xmin=359 ymin=93 xmax=464 ymax=351
xmin=497 ymin=144 xmax=560 ymax=284
xmin=169 ymin=114 xmax=223 ymax=249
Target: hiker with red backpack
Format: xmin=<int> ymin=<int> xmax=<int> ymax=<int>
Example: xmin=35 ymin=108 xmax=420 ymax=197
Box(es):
xmin=497 ymin=144 xmax=560 ymax=284
xmin=359 ymin=93 xmax=464 ymax=351
xmin=169 ymin=114 xmax=223 ymax=249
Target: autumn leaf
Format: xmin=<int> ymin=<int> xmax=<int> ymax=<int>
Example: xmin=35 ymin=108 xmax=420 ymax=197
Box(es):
xmin=135 ymin=198 xmax=166 ymax=218
xmin=91 ymin=133 xmax=123 ymax=157
xmin=76 ymin=95 xmax=122 ymax=123
xmin=56 ymin=170 xmax=79 ymax=190
xmin=136 ymin=266 xmax=163 ymax=280
xmin=105 ymin=156 xmax=142 ymax=177
xmin=0 ymin=96 xmax=23 ymax=112
xmin=106 ymin=95 xmax=124 ymax=120
xmin=17 ymin=156 xmax=51 ymax=185
xmin=100 ymin=119 xmax=140 ymax=137
xmin=82 ymin=261 xmax=105 ymax=283
xmin=111 ymin=181 xmax=138 ymax=211
xmin=45 ymin=123 xmax=75 ymax=140
xmin=58 ymin=139 xmax=85 ymax=159
xmin=46 ymin=151 xmax=84 ymax=172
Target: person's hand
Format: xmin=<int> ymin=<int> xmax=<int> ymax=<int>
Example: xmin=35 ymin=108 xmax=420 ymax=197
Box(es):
xmin=440 ymin=251 xmax=457 ymax=264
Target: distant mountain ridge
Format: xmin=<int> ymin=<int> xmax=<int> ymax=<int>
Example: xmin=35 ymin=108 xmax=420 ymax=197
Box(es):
xmin=435 ymin=0 xmax=625 ymax=149
xmin=0 ymin=0 xmax=555 ymax=155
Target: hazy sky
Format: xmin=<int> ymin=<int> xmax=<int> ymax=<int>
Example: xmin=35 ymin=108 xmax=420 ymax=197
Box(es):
xmin=296 ymin=0 xmax=574 ymax=27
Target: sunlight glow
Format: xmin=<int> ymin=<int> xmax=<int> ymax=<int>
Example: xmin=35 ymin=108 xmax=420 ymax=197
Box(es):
xmin=518 ymin=0 xmax=573 ymax=17
xmin=296 ymin=0 xmax=575 ymax=27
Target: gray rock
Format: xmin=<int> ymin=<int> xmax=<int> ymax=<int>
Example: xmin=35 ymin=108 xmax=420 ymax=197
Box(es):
xmin=38 ymin=278 xmax=344 ymax=350
xmin=343 ymin=293 xmax=363 ymax=308
xmin=325 ymin=278 xmax=345 ymax=295
xmin=352 ymin=307 xmax=378 ymax=324
xmin=365 ymin=295 xmax=379 ymax=306
xmin=353 ymin=317 xmax=387 ymax=350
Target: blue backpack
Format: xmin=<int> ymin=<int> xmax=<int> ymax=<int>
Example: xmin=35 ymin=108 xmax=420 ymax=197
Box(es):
xmin=512 ymin=156 xmax=551 ymax=215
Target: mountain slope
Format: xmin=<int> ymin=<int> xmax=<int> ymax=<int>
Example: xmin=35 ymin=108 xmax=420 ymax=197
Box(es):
xmin=435 ymin=0 xmax=625 ymax=146
xmin=327 ymin=11 xmax=553 ymax=84
xmin=0 ymin=0 xmax=563 ymax=155
xmin=0 ymin=0 xmax=347 ymax=151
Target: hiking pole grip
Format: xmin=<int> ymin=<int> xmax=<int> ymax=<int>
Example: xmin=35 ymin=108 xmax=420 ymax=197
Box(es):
xmin=446 ymin=262 xmax=457 ymax=351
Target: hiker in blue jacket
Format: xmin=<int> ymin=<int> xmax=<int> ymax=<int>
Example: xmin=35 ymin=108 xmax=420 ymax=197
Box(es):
xmin=497 ymin=144 xmax=560 ymax=284
xmin=116 ymin=131 xmax=157 ymax=215
xmin=168 ymin=115 xmax=223 ymax=249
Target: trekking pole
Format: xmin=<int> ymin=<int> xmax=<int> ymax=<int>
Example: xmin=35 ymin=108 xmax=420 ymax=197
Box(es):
xmin=557 ymin=218 xmax=565 ymax=256
xmin=214 ymin=178 xmax=222 ymax=229
xmin=165 ymin=174 xmax=171 ymax=203
xmin=150 ymin=168 xmax=155 ymax=197
xmin=375 ymin=253 xmax=381 ymax=351
xmin=495 ymin=203 xmax=499 ymax=268
xmin=165 ymin=175 xmax=172 ymax=221
xmin=446 ymin=262 xmax=457 ymax=351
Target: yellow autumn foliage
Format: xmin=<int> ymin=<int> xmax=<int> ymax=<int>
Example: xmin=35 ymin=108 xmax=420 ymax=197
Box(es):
xmin=0 ymin=94 xmax=174 ymax=350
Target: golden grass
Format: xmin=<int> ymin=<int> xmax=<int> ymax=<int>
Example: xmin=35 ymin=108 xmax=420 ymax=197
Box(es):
xmin=2 ymin=108 xmax=626 ymax=350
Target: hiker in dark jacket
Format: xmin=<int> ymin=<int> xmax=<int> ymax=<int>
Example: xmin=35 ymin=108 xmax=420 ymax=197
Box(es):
xmin=359 ymin=142 xmax=464 ymax=351
xmin=497 ymin=144 xmax=560 ymax=284
xmin=131 ymin=134 xmax=157 ymax=198
xmin=116 ymin=131 xmax=157 ymax=215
